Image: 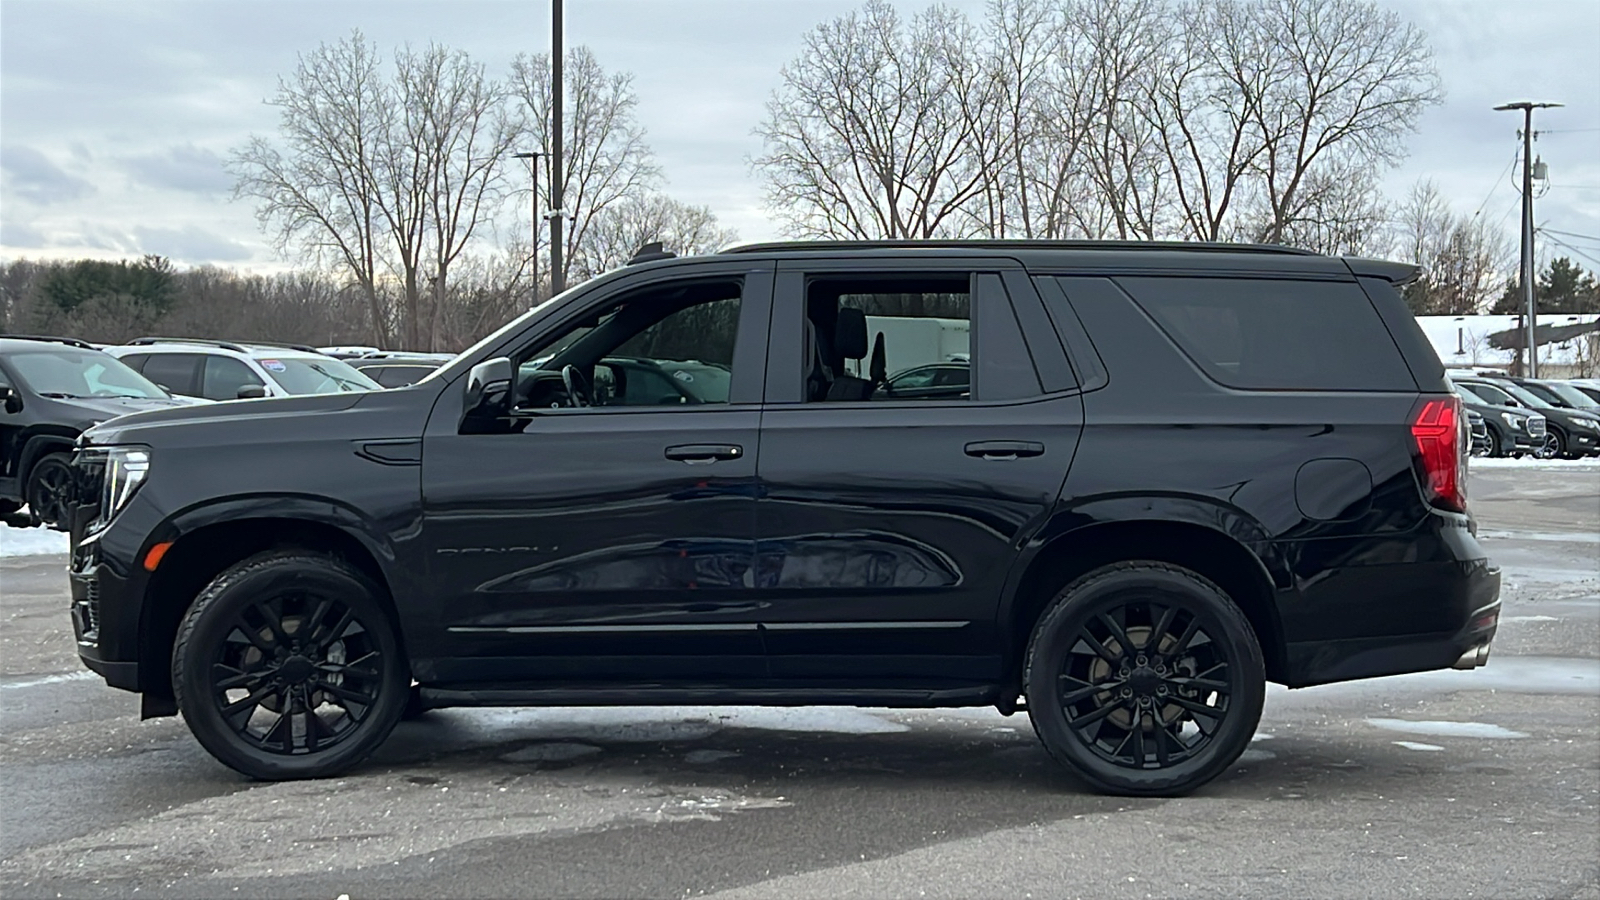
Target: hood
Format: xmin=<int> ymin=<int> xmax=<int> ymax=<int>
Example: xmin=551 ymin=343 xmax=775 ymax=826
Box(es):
xmin=83 ymin=390 xmax=368 ymax=446
xmin=54 ymin=394 xmax=209 ymax=421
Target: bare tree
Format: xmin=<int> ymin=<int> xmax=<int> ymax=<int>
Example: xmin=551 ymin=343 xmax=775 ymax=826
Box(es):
xmin=576 ymin=194 xmax=740 ymax=277
xmin=513 ymin=47 xmax=660 ymax=291
xmin=230 ymin=32 xmax=392 ymax=344
xmin=755 ymin=0 xmax=1006 ymax=239
xmin=1392 ymin=179 xmax=1510 ymax=314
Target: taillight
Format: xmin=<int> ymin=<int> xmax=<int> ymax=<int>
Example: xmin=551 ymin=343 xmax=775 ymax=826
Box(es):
xmin=1412 ymin=396 xmax=1465 ymax=512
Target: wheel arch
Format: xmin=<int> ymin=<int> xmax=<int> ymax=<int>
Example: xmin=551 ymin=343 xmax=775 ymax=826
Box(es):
xmin=137 ymin=501 xmax=402 ymax=699
xmin=18 ymin=429 xmax=80 ymax=480
xmin=1001 ymin=514 xmax=1288 ymax=686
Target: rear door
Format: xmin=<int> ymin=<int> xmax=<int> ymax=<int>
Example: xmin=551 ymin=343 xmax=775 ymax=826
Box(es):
xmin=131 ymin=353 xmax=203 ymax=398
xmin=753 ymin=256 xmax=1084 ymax=685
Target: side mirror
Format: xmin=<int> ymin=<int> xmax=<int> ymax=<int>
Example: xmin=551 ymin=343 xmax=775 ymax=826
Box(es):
xmin=0 ymin=384 xmax=19 ymax=414
xmin=236 ymin=385 xmax=268 ymax=399
xmin=462 ymin=357 xmax=513 ymax=421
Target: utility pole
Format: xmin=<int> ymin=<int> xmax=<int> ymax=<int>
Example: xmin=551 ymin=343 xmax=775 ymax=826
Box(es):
xmin=1494 ymin=101 xmax=1561 ymax=378
xmin=549 ymin=0 xmax=566 ymax=295
xmin=512 ymin=151 xmax=542 ymax=299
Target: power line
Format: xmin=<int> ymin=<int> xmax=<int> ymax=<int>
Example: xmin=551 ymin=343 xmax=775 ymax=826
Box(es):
xmin=1541 ymin=234 xmax=1600 ymax=268
xmin=1471 ymin=149 xmax=1521 ymax=220
xmin=1540 ymin=227 xmax=1600 ymax=243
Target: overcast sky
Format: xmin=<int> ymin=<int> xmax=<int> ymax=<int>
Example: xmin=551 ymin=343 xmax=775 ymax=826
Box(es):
xmin=2 ymin=0 xmax=1597 ymax=271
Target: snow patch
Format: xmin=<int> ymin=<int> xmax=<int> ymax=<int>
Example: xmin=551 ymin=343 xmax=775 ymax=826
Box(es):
xmin=1501 ymin=615 xmax=1561 ymax=623
xmin=0 ymin=671 xmax=97 ymax=691
xmin=1477 ymin=529 xmax=1600 ymax=545
xmin=1471 ymin=457 xmax=1600 ymax=470
xmin=1366 ymin=718 xmax=1527 ymax=739
xmin=0 ymin=523 xmax=69 ymax=558
xmin=1237 ymin=748 xmax=1276 ymax=763
xmin=1392 ymin=741 xmax=1445 ymax=751
xmin=444 ymin=705 xmax=909 ymax=748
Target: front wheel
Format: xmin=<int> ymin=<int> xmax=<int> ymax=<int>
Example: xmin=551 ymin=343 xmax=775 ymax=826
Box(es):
xmin=173 ymin=552 xmax=408 ymax=780
xmin=1024 ymin=562 xmax=1266 ymax=796
xmin=24 ymin=452 xmax=73 ymax=528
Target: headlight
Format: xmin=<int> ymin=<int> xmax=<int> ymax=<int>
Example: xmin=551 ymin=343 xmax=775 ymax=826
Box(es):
xmin=1570 ymin=416 xmax=1599 ymax=431
xmin=95 ymin=447 xmax=150 ymax=530
xmin=1500 ymin=412 xmax=1527 ymax=428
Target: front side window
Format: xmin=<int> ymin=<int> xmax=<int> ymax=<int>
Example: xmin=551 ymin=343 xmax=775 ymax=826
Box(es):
xmin=130 ymin=353 xmax=202 ymax=396
xmin=202 ymin=356 xmax=266 ymax=400
xmin=514 ymin=280 xmax=743 ymax=410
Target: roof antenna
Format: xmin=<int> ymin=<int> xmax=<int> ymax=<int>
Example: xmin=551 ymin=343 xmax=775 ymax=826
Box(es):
xmin=627 ymin=241 xmax=677 ymax=265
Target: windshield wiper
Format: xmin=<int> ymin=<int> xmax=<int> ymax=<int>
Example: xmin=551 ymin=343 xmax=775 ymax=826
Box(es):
xmin=38 ymin=391 xmax=88 ymax=399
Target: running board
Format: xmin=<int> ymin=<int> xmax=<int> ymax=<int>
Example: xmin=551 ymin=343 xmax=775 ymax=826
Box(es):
xmin=418 ymin=683 xmax=999 ymax=710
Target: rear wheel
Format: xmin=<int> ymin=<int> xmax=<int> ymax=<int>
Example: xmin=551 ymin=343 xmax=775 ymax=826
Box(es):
xmin=172 ymin=552 xmax=408 ymax=780
xmin=1025 ymin=562 xmax=1265 ymax=796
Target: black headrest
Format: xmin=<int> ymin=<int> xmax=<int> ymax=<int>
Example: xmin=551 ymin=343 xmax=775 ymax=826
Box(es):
xmin=835 ymin=307 xmax=868 ymax=360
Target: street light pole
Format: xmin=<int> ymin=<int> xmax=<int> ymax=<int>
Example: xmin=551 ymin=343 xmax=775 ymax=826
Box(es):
xmin=549 ymin=0 xmax=566 ymax=295
xmin=512 ymin=151 xmax=542 ymax=299
xmin=1495 ymin=101 xmax=1562 ymax=378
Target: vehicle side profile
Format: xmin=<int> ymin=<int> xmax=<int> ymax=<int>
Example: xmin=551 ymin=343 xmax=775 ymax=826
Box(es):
xmin=107 ymin=338 xmax=381 ymax=401
xmin=67 ymin=241 xmax=1500 ymax=796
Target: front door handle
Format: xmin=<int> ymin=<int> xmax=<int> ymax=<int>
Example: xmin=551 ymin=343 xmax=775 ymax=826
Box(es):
xmin=964 ymin=440 xmax=1044 ymax=460
xmin=665 ymin=443 xmax=743 ymax=464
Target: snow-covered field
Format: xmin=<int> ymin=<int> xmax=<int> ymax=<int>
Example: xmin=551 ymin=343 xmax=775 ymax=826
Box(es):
xmin=0 ymin=523 xmax=69 ymax=558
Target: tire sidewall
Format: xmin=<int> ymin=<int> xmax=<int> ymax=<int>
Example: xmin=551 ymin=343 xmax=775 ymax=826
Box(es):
xmin=173 ymin=555 xmax=408 ymax=780
xmin=24 ymin=453 xmax=72 ymax=524
xmin=1025 ymin=564 xmax=1265 ymax=796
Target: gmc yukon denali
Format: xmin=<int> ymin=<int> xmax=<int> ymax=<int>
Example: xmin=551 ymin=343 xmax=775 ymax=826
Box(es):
xmin=67 ymin=241 xmax=1501 ymax=795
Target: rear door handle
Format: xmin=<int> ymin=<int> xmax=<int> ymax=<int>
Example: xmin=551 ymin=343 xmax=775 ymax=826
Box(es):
xmin=665 ymin=443 xmax=743 ymax=464
xmin=964 ymin=440 xmax=1044 ymax=460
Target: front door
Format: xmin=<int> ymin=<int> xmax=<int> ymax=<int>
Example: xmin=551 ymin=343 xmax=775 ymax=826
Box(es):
xmin=420 ymin=264 xmax=773 ymax=685
xmin=754 ymin=259 xmax=1085 ymax=685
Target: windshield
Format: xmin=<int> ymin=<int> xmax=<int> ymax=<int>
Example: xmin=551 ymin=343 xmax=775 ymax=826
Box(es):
xmin=652 ymin=361 xmax=731 ymax=402
xmin=258 ymin=356 xmax=381 ymax=394
xmin=1459 ymin=382 xmax=1514 ymax=406
xmin=7 ymin=347 xmax=170 ymax=400
xmin=1495 ymin=381 xmax=1554 ymax=409
xmin=1539 ymin=382 xmax=1600 ymax=410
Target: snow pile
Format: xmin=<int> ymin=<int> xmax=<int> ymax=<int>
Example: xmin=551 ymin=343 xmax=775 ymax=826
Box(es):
xmin=0 ymin=523 xmax=69 ymax=558
xmin=1471 ymin=456 xmax=1600 ymax=470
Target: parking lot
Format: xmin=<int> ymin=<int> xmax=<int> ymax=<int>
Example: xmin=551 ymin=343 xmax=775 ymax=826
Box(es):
xmin=1 ymin=462 xmax=1596 ymax=899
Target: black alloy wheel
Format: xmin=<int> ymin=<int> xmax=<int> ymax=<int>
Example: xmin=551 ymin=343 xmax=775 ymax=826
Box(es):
xmin=174 ymin=552 xmax=407 ymax=779
xmin=1485 ymin=427 xmax=1503 ymax=458
xmin=1025 ymin=562 xmax=1265 ymax=796
xmin=24 ymin=452 xmax=73 ymax=528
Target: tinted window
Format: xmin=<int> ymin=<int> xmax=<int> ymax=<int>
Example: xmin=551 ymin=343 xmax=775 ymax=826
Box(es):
xmin=517 ymin=280 xmax=744 ymax=409
xmin=1458 ymin=382 xmax=1513 ymax=406
xmin=371 ymin=365 xmax=434 ymax=388
xmin=119 ymin=353 xmax=149 ymax=373
xmin=1118 ymin=277 xmax=1414 ymax=391
xmin=807 ymin=275 xmax=971 ymax=402
xmin=138 ymin=354 xmax=203 ymax=396
xmin=202 ymin=356 xmax=265 ymax=400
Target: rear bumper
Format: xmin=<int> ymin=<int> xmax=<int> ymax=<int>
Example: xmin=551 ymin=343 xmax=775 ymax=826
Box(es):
xmin=1284 ymin=565 xmax=1500 ymax=688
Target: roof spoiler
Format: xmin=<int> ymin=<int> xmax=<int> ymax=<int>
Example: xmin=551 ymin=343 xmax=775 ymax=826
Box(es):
xmin=1343 ymin=258 xmax=1422 ymax=286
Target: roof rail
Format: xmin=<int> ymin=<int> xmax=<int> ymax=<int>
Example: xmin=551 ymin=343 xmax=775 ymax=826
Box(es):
xmin=0 ymin=334 xmax=98 ymax=350
xmin=718 ymin=239 xmax=1320 ymax=257
xmin=126 ymin=337 xmax=321 ymax=354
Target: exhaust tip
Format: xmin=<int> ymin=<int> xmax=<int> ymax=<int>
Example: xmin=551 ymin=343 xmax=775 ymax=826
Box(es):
xmin=1453 ymin=642 xmax=1491 ymax=670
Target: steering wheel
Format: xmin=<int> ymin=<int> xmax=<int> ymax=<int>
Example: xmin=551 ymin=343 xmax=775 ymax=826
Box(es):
xmin=560 ymin=365 xmax=593 ymax=408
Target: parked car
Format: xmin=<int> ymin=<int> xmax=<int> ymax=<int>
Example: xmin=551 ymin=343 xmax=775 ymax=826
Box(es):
xmin=66 ymin=240 xmax=1499 ymax=796
xmin=1564 ymin=379 xmax=1600 ymax=404
xmin=1452 ymin=380 xmax=1547 ymax=457
xmin=106 ymin=338 xmax=381 ymax=401
xmin=1460 ymin=375 xmax=1600 ymax=458
xmin=0 ymin=336 xmax=206 ymax=527
xmin=1464 ymin=407 xmax=1490 ymax=456
xmin=1516 ymin=378 xmax=1600 ymax=414
xmin=878 ymin=362 xmax=970 ymax=400
xmin=348 ymin=354 xmax=452 ymax=388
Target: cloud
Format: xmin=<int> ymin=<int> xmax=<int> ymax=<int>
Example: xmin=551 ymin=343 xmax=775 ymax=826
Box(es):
xmin=0 ymin=145 xmax=95 ymax=204
xmin=122 ymin=144 xmax=234 ymax=195
xmin=133 ymin=224 xmax=251 ymax=262
xmin=0 ymin=220 xmax=46 ymax=248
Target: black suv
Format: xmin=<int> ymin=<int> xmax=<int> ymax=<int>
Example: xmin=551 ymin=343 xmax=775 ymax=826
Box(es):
xmin=67 ymin=241 xmax=1500 ymax=796
xmin=0 ymin=336 xmax=203 ymax=527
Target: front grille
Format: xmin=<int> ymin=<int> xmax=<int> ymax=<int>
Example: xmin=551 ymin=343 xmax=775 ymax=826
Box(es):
xmin=84 ymin=577 xmax=100 ymax=639
xmin=67 ymin=449 xmax=105 ymax=552
xmin=1527 ymin=417 xmax=1547 ymax=438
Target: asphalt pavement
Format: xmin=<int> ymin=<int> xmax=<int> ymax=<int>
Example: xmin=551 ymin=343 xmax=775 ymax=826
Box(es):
xmin=1 ymin=463 xmax=1596 ymax=899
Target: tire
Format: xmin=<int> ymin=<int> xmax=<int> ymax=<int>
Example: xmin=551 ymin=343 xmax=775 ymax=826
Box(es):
xmin=1485 ymin=427 xmax=1503 ymax=458
xmin=1024 ymin=562 xmax=1266 ymax=796
xmin=24 ymin=452 xmax=73 ymax=528
xmin=1540 ymin=433 xmax=1562 ymax=460
xmin=172 ymin=551 xmax=408 ymax=780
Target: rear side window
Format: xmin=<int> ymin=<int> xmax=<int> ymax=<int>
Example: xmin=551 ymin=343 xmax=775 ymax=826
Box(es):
xmin=1117 ymin=277 xmax=1415 ymax=391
